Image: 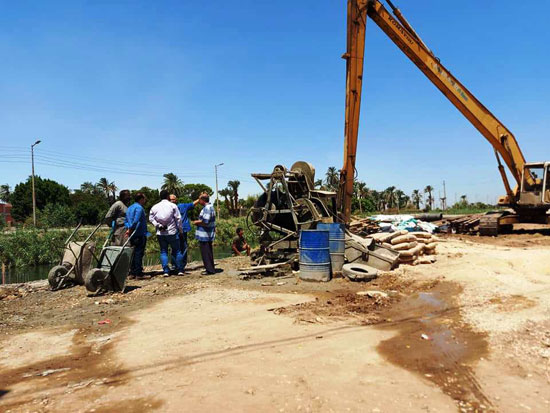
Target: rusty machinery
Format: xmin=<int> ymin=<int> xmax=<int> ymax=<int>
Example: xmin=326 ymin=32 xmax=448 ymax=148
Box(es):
xmin=248 ymin=161 xmax=337 ymax=265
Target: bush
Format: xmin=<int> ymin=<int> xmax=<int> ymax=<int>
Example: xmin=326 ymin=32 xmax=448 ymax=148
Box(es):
xmin=352 ymin=197 xmax=376 ymax=214
xmin=42 ymin=204 xmax=76 ymax=228
xmin=0 ymin=230 xmax=69 ymax=267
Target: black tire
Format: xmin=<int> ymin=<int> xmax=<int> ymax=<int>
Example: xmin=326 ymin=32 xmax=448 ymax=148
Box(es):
xmin=342 ymin=263 xmax=378 ymax=282
xmin=85 ymin=268 xmax=104 ymax=293
xmin=48 ymin=265 xmax=69 ymax=290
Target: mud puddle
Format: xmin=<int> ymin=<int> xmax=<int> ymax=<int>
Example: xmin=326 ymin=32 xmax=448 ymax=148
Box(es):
xmin=377 ymin=282 xmax=491 ymax=411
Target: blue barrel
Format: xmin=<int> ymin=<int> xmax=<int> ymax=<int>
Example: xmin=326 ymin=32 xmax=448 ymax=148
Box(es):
xmin=299 ymin=230 xmax=331 ymax=282
xmin=317 ymin=223 xmax=345 ymax=275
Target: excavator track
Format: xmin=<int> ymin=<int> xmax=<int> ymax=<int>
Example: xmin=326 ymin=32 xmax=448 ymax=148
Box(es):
xmin=479 ymin=214 xmax=502 ymax=236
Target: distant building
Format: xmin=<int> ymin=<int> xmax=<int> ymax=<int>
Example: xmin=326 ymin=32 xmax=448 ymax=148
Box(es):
xmin=0 ymin=203 xmax=13 ymax=226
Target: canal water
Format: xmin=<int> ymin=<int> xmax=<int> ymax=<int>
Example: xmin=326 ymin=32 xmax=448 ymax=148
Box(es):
xmin=2 ymin=246 xmax=234 ymax=284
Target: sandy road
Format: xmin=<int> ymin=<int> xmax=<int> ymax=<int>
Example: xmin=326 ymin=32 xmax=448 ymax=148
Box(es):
xmin=1 ymin=236 xmax=549 ymax=412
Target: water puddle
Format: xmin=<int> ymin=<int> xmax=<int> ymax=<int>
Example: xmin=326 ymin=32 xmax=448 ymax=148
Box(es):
xmin=377 ymin=282 xmax=492 ymax=411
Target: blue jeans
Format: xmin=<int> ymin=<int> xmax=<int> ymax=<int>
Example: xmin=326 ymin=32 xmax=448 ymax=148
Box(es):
xmin=157 ymin=234 xmax=183 ymax=273
xmin=130 ymin=235 xmax=147 ymax=275
xmin=172 ymin=231 xmax=188 ymax=270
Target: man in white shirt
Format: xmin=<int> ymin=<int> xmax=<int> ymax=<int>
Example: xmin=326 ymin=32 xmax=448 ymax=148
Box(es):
xmin=149 ymin=190 xmax=184 ymax=276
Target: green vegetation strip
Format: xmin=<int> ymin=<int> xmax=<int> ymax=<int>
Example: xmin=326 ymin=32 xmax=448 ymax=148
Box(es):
xmin=0 ymin=217 xmax=258 ymax=268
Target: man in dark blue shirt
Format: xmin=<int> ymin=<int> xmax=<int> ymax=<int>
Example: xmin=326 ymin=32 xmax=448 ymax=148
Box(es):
xmin=125 ymin=192 xmax=148 ymax=278
xmin=169 ymin=194 xmax=200 ymax=270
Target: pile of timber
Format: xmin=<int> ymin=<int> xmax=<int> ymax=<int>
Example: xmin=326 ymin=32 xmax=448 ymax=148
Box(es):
xmin=371 ymin=230 xmax=439 ymax=266
xmin=446 ymin=214 xmax=482 ymax=234
xmin=349 ymin=216 xmax=380 ymax=235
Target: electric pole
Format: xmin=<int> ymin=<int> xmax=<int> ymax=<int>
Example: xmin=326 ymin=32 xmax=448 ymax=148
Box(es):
xmin=214 ymin=163 xmax=224 ymax=218
xmin=31 ymin=139 xmax=41 ymax=226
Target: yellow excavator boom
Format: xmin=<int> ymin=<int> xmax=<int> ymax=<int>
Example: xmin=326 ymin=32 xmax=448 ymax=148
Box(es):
xmin=338 ymin=0 xmax=530 ymax=222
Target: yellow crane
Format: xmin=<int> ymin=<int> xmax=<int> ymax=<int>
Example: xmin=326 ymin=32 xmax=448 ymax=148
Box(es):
xmin=337 ymin=0 xmax=550 ymax=235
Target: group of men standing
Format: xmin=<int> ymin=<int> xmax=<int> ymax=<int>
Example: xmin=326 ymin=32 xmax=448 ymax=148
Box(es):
xmin=104 ymin=189 xmax=218 ymax=278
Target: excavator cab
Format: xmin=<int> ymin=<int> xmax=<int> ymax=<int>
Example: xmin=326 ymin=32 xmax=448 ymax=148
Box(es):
xmin=519 ymin=162 xmax=550 ymax=206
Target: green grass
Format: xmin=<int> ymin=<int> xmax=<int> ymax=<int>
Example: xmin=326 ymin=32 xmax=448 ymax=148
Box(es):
xmin=0 ymin=217 xmax=259 ymax=268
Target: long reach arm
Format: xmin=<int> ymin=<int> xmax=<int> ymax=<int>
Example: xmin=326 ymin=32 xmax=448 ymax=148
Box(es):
xmin=338 ymin=0 xmax=528 ymax=222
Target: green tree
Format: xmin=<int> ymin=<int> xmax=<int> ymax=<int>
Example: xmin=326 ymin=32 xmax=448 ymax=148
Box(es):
xmin=424 ymin=185 xmax=434 ymax=210
xmin=97 ymin=178 xmax=111 ymax=199
xmin=71 ymin=190 xmax=109 ymax=225
xmin=108 ymin=181 xmax=118 ymax=202
xmin=130 ymin=187 xmax=160 ymax=212
xmin=383 ymin=186 xmax=396 ymax=209
xmin=325 ymin=167 xmax=339 ymax=191
xmin=162 ymin=173 xmax=183 ymax=196
xmin=80 ymin=181 xmax=98 ymax=194
xmin=0 ymin=184 xmax=11 ymax=203
xmin=227 ymin=180 xmax=241 ymax=216
xmin=218 ymin=188 xmax=232 ymax=215
xmin=355 ymin=181 xmax=367 ymax=213
xmin=11 ymin=177 xmax=71 ymax=222
xmin=395 ymin=189 xmax=409 ymax=210
xmin=180 ymin=183 xmax=213 ymax=202
xmin=411 ymin=189 xmax=422 ymax=210
xmin=41 ymin=204 xmax=76 ymax=228
xmin=242 ymin=194 xmax=259 ymax=209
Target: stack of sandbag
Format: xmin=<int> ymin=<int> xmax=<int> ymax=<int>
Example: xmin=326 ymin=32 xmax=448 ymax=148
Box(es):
xmin=371 ymin=230 xmax=439 ymax=265
xmin=410 ymin=232 xmax=438 ymax=256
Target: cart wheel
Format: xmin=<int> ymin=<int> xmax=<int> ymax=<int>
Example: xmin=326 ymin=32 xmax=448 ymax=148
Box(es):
xmin=48 ymin=265 xmax=68 ymax=290
xmin=85 ymin=268 xmax=104 ymax=293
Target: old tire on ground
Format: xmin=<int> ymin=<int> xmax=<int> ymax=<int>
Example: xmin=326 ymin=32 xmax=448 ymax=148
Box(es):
xmin=342 ymin=263 xmax=378 ymax=282
xmin=48 ymin=265 xmax=69 ymax=290
xmin=84 ymin=268 xmax=104 ymax=293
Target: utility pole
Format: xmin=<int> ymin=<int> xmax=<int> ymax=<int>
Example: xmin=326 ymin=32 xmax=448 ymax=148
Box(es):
xmin=440 ymin=180 xmax=447 ymax=210
xmin=31 ymin=139 xmax=41 ymax=226
xmin=214 ymin=163 xmax=224 ymax=219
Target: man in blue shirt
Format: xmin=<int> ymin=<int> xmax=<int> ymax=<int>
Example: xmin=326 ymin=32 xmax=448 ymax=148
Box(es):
xmin=124 ymin=192 xmax=148 ymax=278
xmin=193 ymin=194 xmax=217 ymax=275
xmin=169 ymin=194 xmax=200 ymax=270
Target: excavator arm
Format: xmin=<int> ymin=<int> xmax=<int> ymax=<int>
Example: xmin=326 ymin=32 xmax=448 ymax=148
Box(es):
xmin=338 ymin=0 xmax=529 ymax=223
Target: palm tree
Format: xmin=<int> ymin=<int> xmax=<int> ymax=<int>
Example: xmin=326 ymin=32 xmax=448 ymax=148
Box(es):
xmin=370 ymin=190 xmax=384 ymax=211
xmin=162 ymin=173 xmax=183 ymax=196
xmin=80 ymin=182 xmax=95 ymax=194
xmin=355 ymin=181 xmax=367 ymax=213
xmin=384 ymin=186 xmax=396 ymax=209
xmin=394 ymin=189 xmax=406 ymax=211
xmin=218 ymin=188 xmax=232 ymax=214
xmin=227 ymin=180 xmax=241 ymax=215
xmin=108 ymin=181 xmax=118 ymax=202
xmin=325 ymin=166 xmax=339 ymax=191
xmin=0 ymin=184 xmax=11 ymax=203
xmin=424 ymin=185 xmax=434 ymax=210
xmin=411 ymin=189 xmax=422 ymax=210
xmin=314 ymin=179 xmax=324 ymax=189
xmin=97 ymin=178 xmax=111 ymax=199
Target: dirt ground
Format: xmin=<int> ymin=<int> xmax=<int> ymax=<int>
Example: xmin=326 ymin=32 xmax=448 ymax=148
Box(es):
xmin=1 ymin=233 xmax=549 ymax=412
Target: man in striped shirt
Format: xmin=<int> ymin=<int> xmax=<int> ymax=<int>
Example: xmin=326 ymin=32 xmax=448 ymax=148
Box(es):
xmin=193 ymin=194 xmax=217 ymax=275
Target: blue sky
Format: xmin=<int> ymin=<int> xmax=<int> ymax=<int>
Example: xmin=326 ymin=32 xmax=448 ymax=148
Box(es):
xmin=1 ymin=0 xmax=549 ymax=205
